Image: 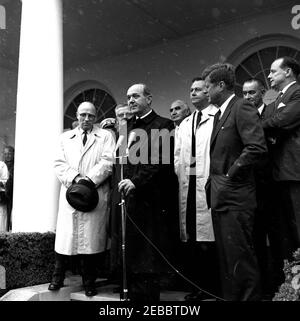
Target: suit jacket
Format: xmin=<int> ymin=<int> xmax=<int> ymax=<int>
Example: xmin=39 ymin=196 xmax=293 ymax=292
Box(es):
xmin=208 ymin=96 xmax=267 ymax=212
xmin=262 ymin=82 xmax=300 ymax=181
xmin=255 ymin=103 xmax=276 ymax=185
xmin=123 ymin=110 xmax=178 ymax=273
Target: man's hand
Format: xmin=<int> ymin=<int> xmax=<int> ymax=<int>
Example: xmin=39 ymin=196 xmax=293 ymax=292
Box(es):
xmin=73 ymin=175 xmax=93 ymax=184
xmin=118 ymin=179 xmax=136 ymax=196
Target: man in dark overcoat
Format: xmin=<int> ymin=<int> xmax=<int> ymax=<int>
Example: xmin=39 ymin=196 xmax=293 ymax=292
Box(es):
xmin=118 ymin=83 xmax=178 ymax=301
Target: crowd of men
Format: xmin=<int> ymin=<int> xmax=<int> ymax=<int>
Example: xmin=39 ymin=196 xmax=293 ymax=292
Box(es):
xmin=48 ymin=56 xmax=300 ymax=301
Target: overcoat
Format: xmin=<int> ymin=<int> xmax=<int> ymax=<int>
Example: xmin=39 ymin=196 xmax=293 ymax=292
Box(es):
xmin=54 ymin=126 xmax=115 ymax=255
xmin=174 ymin=105 xmax=216 ymax=242
xmin=123 ymin=110 xmax=178 ymax=274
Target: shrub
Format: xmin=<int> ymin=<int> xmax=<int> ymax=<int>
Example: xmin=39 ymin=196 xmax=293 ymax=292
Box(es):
xmin=0 ymin=232 xmax=55 ymax=290
xmin=273 ymin=248 xmax=300 ymax=301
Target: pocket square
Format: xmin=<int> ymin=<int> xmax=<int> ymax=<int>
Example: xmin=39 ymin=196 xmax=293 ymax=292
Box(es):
xmin=277 ymin=102 xmax=286 ymax=109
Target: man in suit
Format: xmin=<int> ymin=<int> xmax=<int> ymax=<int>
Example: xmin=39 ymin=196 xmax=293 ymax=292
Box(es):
xmin=243 ymin=78 xmax=283 ymax=297
xmin=49 ymin=101 xmax=115 ymax=296
xmin=118 ymin=83 xmax=178 ymax=301
xmin=202 ymin=63 xmax=267 ymax=301
xmin=262 ymin=56 xmax=300 ymax=261
xmin=174 ymin=77 xmax=218 ymax=301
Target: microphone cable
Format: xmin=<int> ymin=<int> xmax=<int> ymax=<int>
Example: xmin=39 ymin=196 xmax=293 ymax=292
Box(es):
xmin=124 ymin=210 xmax=226 ymax=301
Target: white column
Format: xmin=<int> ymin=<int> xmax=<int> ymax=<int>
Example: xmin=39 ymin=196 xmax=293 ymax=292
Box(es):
xmin=12 ymin=0 xmax=63 ymax=232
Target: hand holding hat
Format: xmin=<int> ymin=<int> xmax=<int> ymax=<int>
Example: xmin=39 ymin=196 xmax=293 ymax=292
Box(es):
xmin=66 ymin=178 xmax=99 ymax=212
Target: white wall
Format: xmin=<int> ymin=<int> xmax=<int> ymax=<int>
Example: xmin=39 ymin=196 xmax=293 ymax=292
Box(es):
xmin=64 ymin=7 xmax=300 ymax=118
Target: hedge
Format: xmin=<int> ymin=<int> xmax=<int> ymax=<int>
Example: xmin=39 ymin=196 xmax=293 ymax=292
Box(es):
xmin=0 ymin=232 xmax=56 ymax=291
xmin=0 ymin=232 xmax=112 ymax=297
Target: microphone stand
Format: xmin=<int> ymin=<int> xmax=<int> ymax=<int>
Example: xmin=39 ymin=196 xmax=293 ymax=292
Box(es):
xmin=116 ymin=150 xmax=129 ymax=301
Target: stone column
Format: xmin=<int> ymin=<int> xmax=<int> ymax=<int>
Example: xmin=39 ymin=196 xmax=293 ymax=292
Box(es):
xmin=12 ymin=0 xmax=63 ymax=232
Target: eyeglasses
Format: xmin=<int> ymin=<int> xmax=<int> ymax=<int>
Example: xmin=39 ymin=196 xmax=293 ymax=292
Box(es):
xmin=78 ymin=113 xmax=96 ymax=120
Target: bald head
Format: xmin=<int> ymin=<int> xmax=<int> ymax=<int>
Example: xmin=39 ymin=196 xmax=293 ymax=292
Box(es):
xmin=127 ymin=83 xmax=152 ymax=117
xmin=76 ymin=101 xmax=96 ymax=131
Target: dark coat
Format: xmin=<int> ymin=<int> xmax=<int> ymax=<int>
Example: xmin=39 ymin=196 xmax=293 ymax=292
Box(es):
xmin=123 ymin=110 xmax=178 ymax=274
xmin=262 ymin=82 xmax=300 ymax=181
xmin=208 ymin=96 xmax=267 ymax=212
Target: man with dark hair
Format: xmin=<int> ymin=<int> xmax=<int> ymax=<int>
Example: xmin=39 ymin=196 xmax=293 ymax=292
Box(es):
xmin=202 ymin=63 xmax=267 ymax=301
xmin=243 ymin=78 xmax=266 ymax=115
xmin=118 ymin=83 xmax=178 ymax=301
xmin=174 ymin=77 xmax=218 ymax=301
xmin=262 ymin=56 xmax=300 ymax=261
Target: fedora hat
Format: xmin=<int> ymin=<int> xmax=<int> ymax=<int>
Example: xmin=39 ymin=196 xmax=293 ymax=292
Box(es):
xmin=66 ymin=179 xmax=99 ymax=212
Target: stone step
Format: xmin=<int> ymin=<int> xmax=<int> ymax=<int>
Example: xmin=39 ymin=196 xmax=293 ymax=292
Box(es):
xmin=70 ymin=284 xmax=190 ymax=301
xmin=0 ymin=276 xmax=108 ymax=301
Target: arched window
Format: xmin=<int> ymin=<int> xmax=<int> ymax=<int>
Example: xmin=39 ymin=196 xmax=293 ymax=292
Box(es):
xmin=227 ymin=35 xmax=300 ymax=104
xmin=64 ymin=81 xmax=116 ymax=130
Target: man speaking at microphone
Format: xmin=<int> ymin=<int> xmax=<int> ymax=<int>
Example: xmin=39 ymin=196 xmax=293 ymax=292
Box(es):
xmin=117 ymin=83 xmax=178 ymax=301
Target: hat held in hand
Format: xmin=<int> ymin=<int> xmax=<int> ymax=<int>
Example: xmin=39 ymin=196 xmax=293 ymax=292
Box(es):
xmin=66 ymin=179 xmax=99 ymax=212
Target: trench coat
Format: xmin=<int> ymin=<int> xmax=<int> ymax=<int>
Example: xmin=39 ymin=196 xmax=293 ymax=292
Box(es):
xmin=174 ymin=105 xmax=216 ymax=242
xmin=54 ymin=126 xmax=115 ymax=255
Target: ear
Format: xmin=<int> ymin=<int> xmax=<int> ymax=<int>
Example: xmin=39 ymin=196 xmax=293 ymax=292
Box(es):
xmin=146 ymin=95 xmax=153 ymax=105
xmin=219 ymin=81 xmax=226 ymax=90
xmin=285 ymin=68 xmax=292 ymax=78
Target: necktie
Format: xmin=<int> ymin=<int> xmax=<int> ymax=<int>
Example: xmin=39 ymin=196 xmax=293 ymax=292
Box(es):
xmin=212 ymin=109 xmax=221 ymax=136
xmin=82 ymin=131 xmax=88 ymax=146
xmin=186 ymin=111 xmax=201 ymax=241
xmin=195 ymin=111 xmax=202 ymax=132
xmin=275 ymin=92 xmax=283 ymax=108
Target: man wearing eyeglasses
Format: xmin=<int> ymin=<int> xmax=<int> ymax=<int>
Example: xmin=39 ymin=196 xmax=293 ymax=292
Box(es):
xmin=50 ymin=101 xmax=115 ymax=297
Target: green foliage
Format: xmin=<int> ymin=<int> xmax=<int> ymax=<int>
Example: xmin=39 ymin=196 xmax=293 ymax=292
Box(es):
xmin=273 ymin=248 xmax=300 ymax=301
xmin=0 ymin=232 xmax=55 ymax=289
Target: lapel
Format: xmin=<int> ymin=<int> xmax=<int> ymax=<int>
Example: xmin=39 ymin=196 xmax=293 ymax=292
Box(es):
xmin=80 ymin=126 xmax=96 ymax=159
xmin=210 ymin=96 xmax=236 ymax=146
xmin=281 ymin=82 xmax=298 ymax=103
xmin=198 ymin=112 xmax=210 ymax=127
xmin=259 ymin=104 xmax=266 ymax=119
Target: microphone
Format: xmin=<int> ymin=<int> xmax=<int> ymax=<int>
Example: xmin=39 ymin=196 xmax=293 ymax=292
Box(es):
xmin=127 ymin=131 xmax=137 ymax=149
xmin=126 ymin=131 xmax=137 ymax=156
xmin=114 ymin=135 xmax=126 ymax=158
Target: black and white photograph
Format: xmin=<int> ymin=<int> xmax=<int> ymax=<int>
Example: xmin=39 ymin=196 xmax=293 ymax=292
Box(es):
xmin=0 ymin=0 xmax=300 ymax=317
